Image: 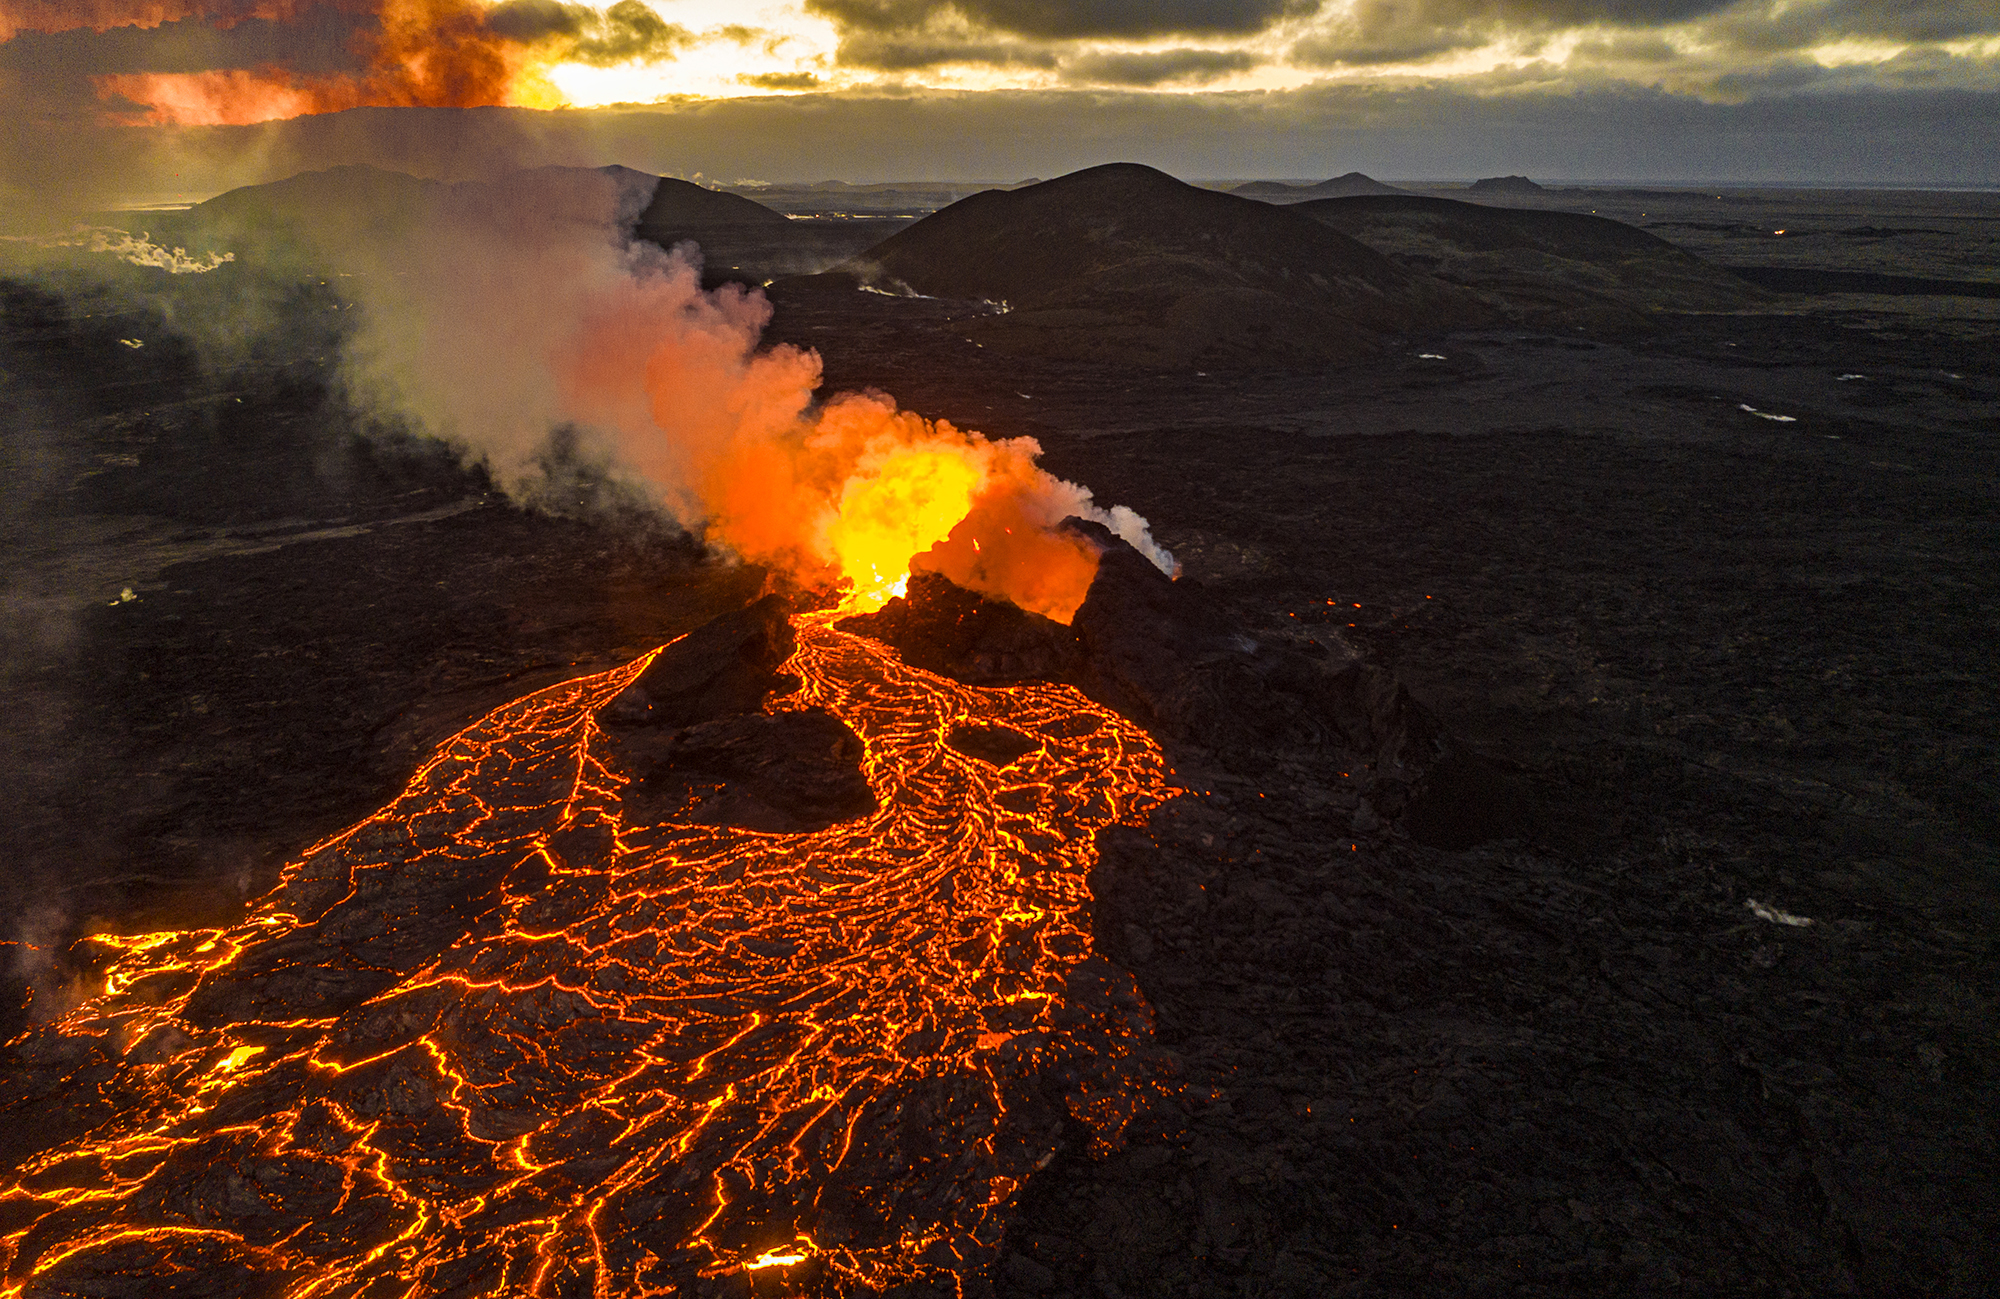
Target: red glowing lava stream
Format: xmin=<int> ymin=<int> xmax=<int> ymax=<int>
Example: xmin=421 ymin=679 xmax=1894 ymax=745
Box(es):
xmin=0 ymin=611 xmax=1176 ymax=1297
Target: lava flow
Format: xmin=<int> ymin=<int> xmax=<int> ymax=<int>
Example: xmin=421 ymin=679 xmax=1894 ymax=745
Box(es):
xmin=0 ymin=610 xmax=1176 ymax=1297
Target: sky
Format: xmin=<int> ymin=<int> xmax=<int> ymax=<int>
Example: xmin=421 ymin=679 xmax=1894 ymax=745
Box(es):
xmin=2 ymin=0 xmax=1997 ymax=212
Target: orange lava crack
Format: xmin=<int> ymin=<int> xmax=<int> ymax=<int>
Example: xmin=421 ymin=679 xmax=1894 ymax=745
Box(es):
xmin=1 ymin=613 xmax=1175 ymax=1296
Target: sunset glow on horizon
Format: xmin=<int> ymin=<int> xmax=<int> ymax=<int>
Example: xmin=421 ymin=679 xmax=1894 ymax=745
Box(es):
xmin=4 ymin=0 xmax=1989 ymax=129
xmin=0 ymin=0 xmax=1992 ymax=204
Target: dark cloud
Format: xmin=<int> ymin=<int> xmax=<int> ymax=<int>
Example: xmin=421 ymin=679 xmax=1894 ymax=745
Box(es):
xmin=0 ymin=10 xmax=370 ymax=77
xmin=1564 ymin=32 xmax=1687 ymax=65
xmin=568 ymin=0 xmax=692 ymax=65
xmin=808 ymin=0 xmax=1322 ymax=41
xmin=1699 ymin=43 xmax=1999 ymax=98
xmin=1292 ymin=0 xmax=2000 ymax=69
xmin=0 ymin=10 xmax=370 ymax=126
xmin=1291 ymin=0 xmax=1741 ymax=67
xmin=485 ymin=0 xmax=691 ymax=66
xmin=739 ymin=70 xmax=823 ymax=89
xmin=1063 ymin=48 xmax=1259 ymax=85
xmin=484 ymin=0 xmax=592 ymax=42
xmin=1816 ymin=0 xmax=1999 ymax=44
xmin=835 ymin=34 xmax=1061 ymax=70
xmin=0 ymin=2 xmax=699 ymax=130
xmin=0 ymin=4 xmax=693 ymax=94
xmin=1289 ymin=25 xmax=1471 ymax=67
xmin=1708 ymin=0 xmax=2000 ymax=59
xmin=0 ymin=3 xmax=339 ymax=42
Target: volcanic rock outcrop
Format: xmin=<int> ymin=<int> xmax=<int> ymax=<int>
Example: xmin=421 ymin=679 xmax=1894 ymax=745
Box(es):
xmin=829 ymin=571 xmax=1081 ymax=685
xmin=598 ymin=593 xmax=876 ymax=832
xmin=1298 ymin=194 xmax=1761 ymax=326
xmin=601 ymin=592 xmax=799 ymax=726
xmin=842 ymin=524 xmax=1535 ymax=847
xmin=837 ymin=162 xmax=1486 ymax=366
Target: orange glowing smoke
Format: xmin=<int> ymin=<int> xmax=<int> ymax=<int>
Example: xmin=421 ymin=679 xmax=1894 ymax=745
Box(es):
xmin=0 ymin=2 xmax=318 ymax=42
xmin=696 ymin=392 xmax=1105 ymax=622
xmin=27 ymin=1 xmax=571 ymax=125
xmin=553 ymin=251 xmax=1117 ymax=623
xmin=761 ymin=396 xmax=1107 ymax=621
xmin=821 ymin=439 xmax=983 ymax=609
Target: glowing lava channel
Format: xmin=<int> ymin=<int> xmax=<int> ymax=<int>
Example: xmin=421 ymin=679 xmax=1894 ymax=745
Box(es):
xmin=0 ymin=613 xmax=1175 ymax=1296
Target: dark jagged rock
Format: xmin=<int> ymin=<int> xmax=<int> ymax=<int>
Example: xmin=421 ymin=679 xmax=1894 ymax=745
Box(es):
xmin=843 ymin=520 xmax=1526 ymax=843
xmin=600 ymin=593 xmax=797 ymax=728
xmin=1400 ymin=744 xmax=1537 ymax=849
xmin=1061 ymin=517 xmax=1451 ymax=788
xmin=835 ymin=570 xmax=1077 ymax=683
xmin=1062 ymin=517 xmax=1237 ymax=732
xmin=595 ymin=595 xmax=872 ymax=832
xmin=1071 ymin=534 xmax=1531 ymax=845
xmin=620 ymin=708 xmax=876 ymax=833
xmin=945 ymin=723 xmax=1039 ymax=767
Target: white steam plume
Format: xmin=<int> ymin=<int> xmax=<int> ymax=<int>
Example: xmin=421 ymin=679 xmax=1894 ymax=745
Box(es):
xmin=0 ymin=227 xmax=235 ymax=274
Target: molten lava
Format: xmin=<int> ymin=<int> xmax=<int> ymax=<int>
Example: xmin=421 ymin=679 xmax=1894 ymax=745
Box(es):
xmin=0 ymin=612 xmax=1176 ymax=1296
xmin=681 ymin=387 xmax=1117 ymax=625
xmin=821 ymin=443 xmax=984 ymax=613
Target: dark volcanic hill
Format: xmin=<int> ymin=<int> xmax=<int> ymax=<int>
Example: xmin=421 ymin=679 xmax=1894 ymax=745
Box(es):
xmin=1468 ymin=174 xmax=1548 ymax=195
xmin=1232 ymin=172 xmax=1409 ymax=200
xmin=171 ymin=163 xmax=435 ymax=252
xmin=1297 ymin=194 xmax=1761 ymax=326
xmin=630 ymin=176 xmax=799 ymax=279
xmin=840 ymin=163 xmax=1483 ymax=367
xmin=173 ymin=164 xmax=786 ymax=245
xmin=156 ymin=164 xmax=806 ymax=283
xmin=167 ymin=164 xmax=656 ymax=257
xmin=633 ymin=176 xmax=789 ymax=233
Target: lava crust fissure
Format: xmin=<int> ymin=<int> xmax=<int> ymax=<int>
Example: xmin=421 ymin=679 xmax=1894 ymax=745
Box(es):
xmin=0 ymin=610 xmax=1177 ymax=1298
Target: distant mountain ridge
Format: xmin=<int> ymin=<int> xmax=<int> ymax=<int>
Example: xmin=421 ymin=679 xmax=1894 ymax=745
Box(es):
xmin=838 ymin=162 xmax=1484 ymax=366
xmin=1231 ymin=172 xmax=1409 ymax=200
xmin=166 ymin=164 xmax=789 ymax=259
xmin=1296 ymin=193 xmax=1759 ymax=325
xmin=1467 ymin=175 xmax=1548 ymax=195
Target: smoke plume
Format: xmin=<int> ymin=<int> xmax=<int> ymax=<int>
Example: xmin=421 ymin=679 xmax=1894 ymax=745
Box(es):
xmin=329 ymin=165 xmax=1172 ymax=619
